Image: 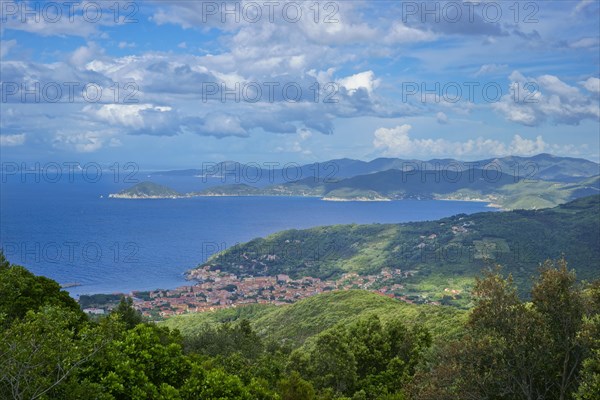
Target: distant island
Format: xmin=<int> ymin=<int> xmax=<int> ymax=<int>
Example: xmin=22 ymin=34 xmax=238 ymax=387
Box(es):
xmin=108 ymin=154 xmax=600 ymax=210
xmin=109 ymin=182 xmax=188 ymax=199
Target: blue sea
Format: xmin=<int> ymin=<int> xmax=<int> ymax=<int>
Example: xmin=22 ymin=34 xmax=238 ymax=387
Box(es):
xmin=0 ymin=175 xmax=495 ymax=296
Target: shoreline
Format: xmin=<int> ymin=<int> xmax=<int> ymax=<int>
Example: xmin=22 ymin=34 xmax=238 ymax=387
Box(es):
xmin=108 ymin=192 xmax=503 ymax=207
xmin=322 ymin=197 xmax=391 ymax=202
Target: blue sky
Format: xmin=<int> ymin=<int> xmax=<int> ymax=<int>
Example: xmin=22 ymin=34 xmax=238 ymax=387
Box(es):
xmin=1 ymin=0 xmax=599 ymax=169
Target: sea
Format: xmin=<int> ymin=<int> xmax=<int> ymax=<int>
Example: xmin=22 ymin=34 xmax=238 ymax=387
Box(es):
xmin=0 ymin=173 xmax=496 ymax=297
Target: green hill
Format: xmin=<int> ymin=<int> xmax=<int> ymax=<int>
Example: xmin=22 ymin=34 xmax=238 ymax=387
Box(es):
xmin=193 ymin=195 xmax=600 ymax=298
xmin=109 ymin=181 xmax=184 ymax=199
xmin=253 ymin=169 xmax=600 ymax=209
xmin=195 ymin=183 xmax=264 ymax=196
xmin=163 ymin=290 xmax=466 ymax=346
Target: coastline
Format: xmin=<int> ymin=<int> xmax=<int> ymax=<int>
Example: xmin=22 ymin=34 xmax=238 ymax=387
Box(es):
xmin=322 ymin=197 xmax=391 ymax=202
xmin=108 ymin=194 xmax=191 ymax=200
xmin=434 ymin=197 xmax=505 ymax=210
xmin=107 ymin=192 xmax=506 ymax=208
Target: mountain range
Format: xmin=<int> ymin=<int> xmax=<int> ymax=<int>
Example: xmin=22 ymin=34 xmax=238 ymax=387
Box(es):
xmin=110 ymin=154 xmax=600 ymax=210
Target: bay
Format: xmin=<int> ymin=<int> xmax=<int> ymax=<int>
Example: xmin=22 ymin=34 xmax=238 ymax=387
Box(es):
xmin=0 ymin=178 xmax=495 ymax=296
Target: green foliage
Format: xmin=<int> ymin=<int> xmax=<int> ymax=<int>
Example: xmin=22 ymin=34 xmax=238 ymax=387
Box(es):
xmin=184 ymin=318 xmax=264 ymax=359
xmin=0 ymin=251 xmax=10 ymax=270
xmin=0 ymin=253 xmax=85 ymax=327
xmin=278 ymin=371 xmax=316 ymax=400
xmin=576 ymin=349 xmax=600 ymax=400
xmin=410 ymin=258 xmax=599 ymax=400
xmin=114 ymin=181 xmax=182 ymax=198
xmin=165 ymin=290 xmax=466 ymax=347
xmin=1 ymin=250 xmax=599 ymax=398
xmin=0 ymin=305 xmax=117 ymax=400
xmin=110 ymin=296 xmax=144 ymax=329
xmin=288 ymin=314 xmax=431 ymax=398
xmin=78 ymin=293 xmax=123 ymax=309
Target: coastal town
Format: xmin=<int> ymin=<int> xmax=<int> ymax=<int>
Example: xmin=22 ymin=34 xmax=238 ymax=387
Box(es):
xmin=79 ymin=228 xmax=481 ymax=318
xmin=106 ymin=266 xmax=432 ymax=319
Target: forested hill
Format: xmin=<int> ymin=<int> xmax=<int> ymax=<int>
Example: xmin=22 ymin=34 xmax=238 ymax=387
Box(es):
xmin=195 ymin=195 xmax=600 ymax=288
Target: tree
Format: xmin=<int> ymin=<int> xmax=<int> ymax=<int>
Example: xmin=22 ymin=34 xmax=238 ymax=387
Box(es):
xmin=0 ymin=251 xmax=10 ymax=270
xmin=310 ymin=330 xmax=357 ymax=394
xmin=0 ymin=262 xmax=84 ymax=326
xmin=81 ymin=323 xmax=190 ymax=399
xmin=110 ymin=296 xmax=143 ymax=329
xmin=532 ymin=258 xmax=586 ymax=400
xmin=575 ymin=349 xmax=600 ymax=400
xmin=575 ymin=280 xmax=600 ymax=399
xmin=0 ymin=305 xmax=115 ymax=400
xmin=278 ymin=371 xmax=315 ymax=400
xmin=411 ymin=260 xmax=595 ymax=400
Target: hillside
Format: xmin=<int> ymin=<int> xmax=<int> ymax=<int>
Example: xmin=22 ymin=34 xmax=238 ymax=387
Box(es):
xmin=162 ymin=290 xmax=466 ymax=346
xmin=194 ymin=183 xmax=264 ymax=196
xmin=207 ymin=169 xmax=600 ymax=209
xmin=193 ymin=195 xmax=600 ymax=297
xmin=109 ymin=181 xmax=185 ymax=199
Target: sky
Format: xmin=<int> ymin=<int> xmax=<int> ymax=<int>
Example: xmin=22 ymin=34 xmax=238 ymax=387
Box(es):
xmin=0 ymin=0 xmax=599 ymax=169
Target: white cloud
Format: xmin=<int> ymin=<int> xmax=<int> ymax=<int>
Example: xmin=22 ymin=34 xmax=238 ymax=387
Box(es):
xmin=86 ymin=104 xmax=175 ymax=131
xmin=581 ymin=77 xmax=600 ymax=94
xmin=52 ymin=132 xmax=104 ymax=153
xmin=373 ymin=125 xmax=582 ymax=158
xmin=573 ymin=0 xmax=594 ymax=14
xmin=69 ymin=42 xmax=104 ymax=68
xmin=493 ymin=71 xmax=600 ymax=126
xmin=0 ymin=1 xmax=117 ymax=37
xmin=475 ymin=63 xmax=508 ymax=77
xmin=186 ymin=112 xmax=248 ymax=137
xmin=0 ymin=40 xmax=17 ymax=57
xmin=337 ymin=71 xmax=380 ymax=95
xmin=570 ymin=37 xmax=600 ymax=48
xmin=300 ymin=17 xmax=378 ymax=45
xmin=436 ymin=112 xmax=449 ymax=125
xmin=118 ymin=41 xmax=136 ymax=49
xmin=384 ymin=22 xmax=435 ymax=44
xmin=0 ymin=133 xmax=26 ymax=147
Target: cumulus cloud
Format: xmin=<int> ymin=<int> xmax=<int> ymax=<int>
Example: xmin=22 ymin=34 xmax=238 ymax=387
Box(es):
xmin=373 ymin=124 xmax=582 ymax=158
xmin=85 ymin=104 xmax=176 ymax=134
xmin=52 ymin=132 xmax=104 ymax=153
xmin=493 ymin=71 xmax=600 ymax=126
xmin=183 ymin=113 xmax=248 ymax=137
xmin=384 ymin=22 xmax=435 ymax=44
xmin=0 ymin=133 xmax=26 ymax=146
xmin=581 ymin=77 xmax=600 ymax=94
xmin=337 ymin=71 xmax=380 ymax=95
xmin=3 ymin=0 xmax=595 ymax=157
xmin=69 ymin=42 xmax=105 ymax=69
